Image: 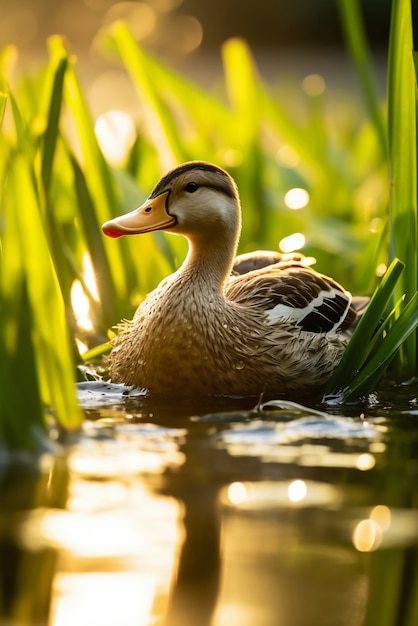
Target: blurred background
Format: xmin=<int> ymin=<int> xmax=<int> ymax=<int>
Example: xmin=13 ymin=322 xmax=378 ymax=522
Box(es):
xmin=0 ymin=0 xmax=393 ymax=89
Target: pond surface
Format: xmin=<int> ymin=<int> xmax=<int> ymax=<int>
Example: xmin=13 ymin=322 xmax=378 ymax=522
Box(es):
xmin=12 ymin=380 xmax=418 ymax=626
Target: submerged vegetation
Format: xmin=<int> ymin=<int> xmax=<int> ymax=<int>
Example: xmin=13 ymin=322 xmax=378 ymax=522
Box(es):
xmin=0 ymin=0 xmax=417 ymax=446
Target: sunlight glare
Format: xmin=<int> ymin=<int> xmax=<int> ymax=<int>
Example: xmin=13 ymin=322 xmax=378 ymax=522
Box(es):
xmin=95 ymin=110 xmax=136 ymax=166
xmin=284 ymin=188 xmax=310 ymax=209
xmin=279 ymin=233 xmax=305 ymax=253
xmin=227 ymin=482 xmax=247 ymax=505
xmin=83 ymin=252 xmax=99 ymax=300
xmin=22 ymin=482 xmax=183 ymax=626
xmin=71 ymin=280 xmax=92 ymax=331
xmin=355 ymin=453 xmax=376 ymax=471
xmin=70 ymin=253 xmax=99 ymax=332
xmin=75 ymin=338 xmax=89 ymax=355
xmin=288 ymin=479 xmax=307 ymax=503
xmin=52 ymin=572 xmax=158 ymax=626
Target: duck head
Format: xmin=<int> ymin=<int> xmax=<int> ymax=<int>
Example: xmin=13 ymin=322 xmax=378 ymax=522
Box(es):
xmin=102 ymin=161 xmax=241 ymax=242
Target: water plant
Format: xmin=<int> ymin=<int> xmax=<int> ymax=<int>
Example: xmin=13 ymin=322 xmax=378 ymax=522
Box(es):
xmin=324 ymin=0 xmax=418 ymax=401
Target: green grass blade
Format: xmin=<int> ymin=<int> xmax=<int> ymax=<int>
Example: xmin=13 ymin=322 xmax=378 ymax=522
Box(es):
xmin=323 ymin=258 xmax=405 ymax=399
xmin=104 ymin=22 xmax=186 ymax=168
xmin=387 ymin=0 xmax=417 ymax=374
xmin=6 ymin=153 xmax=83 ymax=432
xmin=55 ymin=37 xmax=132 ymax=307
xmin=337 ymin=0 xmax=387 ymax=157
xmin=69 ymin=151 xmax=123 ymax=329
xmin=0 ymin=91 xmax=6 ymax=128
xmin=341 ymin=292 xmax=418 ymax=400
xmin=41 ymin=38 xmax=68 ymax=194
xmin=81 ymin=341 xmax=112 ymax=362
xmin=222 ymin=39 xmax=266 ymax=242
xmin=0 ymin=141 xmax=46 ymax=448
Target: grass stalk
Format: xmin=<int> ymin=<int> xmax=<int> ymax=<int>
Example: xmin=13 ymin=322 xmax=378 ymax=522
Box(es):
xmin=386 ymin=0 xmax=418 ymax=376
xmin=337 ymin=0 xmax=387 ymax=157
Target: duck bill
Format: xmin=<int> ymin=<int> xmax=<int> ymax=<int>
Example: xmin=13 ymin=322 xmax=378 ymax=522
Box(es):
xmin=102 ymin=191 xmax=176 ymax=239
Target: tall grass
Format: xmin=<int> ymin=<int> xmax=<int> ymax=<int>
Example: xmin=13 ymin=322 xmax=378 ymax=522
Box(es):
xmin=0 ymin=0 xmax=417 ymax=449
xmin=324 ymin=0 xmax=418 ymax=401
xmin=0 ymin=46 xmax=83 ymax=449
xmin=386 ymin=0 xmax=418 ymax=375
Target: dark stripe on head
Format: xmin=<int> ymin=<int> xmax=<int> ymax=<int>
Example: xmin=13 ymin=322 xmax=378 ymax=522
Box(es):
xmin=150 ymin=161 xmax=237 ymax=199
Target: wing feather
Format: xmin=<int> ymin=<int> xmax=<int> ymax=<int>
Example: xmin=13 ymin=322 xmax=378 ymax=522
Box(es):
xmin=226 ymin=265 xmax=358 ymax=334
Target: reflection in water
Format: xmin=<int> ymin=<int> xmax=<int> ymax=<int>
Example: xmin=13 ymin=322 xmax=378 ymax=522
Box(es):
xmin=353 ymin=519 xmax=383 ymax=552
xmin=12 ymin=383 xmax=418 ymax=626
xmin=288 ymin=479 xmax=307 ymax=502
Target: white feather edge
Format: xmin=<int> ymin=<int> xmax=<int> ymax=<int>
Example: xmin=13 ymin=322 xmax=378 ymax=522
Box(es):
xmin=265 ymin=288 xmax=353 ymax=333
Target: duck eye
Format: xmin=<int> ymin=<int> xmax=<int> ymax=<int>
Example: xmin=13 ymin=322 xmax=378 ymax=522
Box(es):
xmin=185 ymin=181 xmax=198 ymax=193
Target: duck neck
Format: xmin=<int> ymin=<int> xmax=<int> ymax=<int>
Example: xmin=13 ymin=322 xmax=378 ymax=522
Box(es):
xmin=180 ymin=227 xmax=240 ymax=293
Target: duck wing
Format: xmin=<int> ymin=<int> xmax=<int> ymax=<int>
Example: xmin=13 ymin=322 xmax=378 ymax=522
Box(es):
xmin=232 ymin=250 xmax=315 ymax=275
xmin=226 ymin=264 xmax=362 ymax=334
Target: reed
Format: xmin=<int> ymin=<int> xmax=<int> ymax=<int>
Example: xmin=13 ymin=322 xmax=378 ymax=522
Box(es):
xmin=324 ymin=0 xmax=418 ymax=401
xmin=0 ymin=46 xmax=83 ymax=449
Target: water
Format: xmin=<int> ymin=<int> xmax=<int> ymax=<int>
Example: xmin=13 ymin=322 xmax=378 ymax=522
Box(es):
xmin=6 ymin=380 xmax=418 ymax=625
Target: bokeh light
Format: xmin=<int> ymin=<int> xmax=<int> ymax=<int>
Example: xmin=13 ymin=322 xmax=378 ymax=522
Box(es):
xmin=284 ymin=188 xmax=310 ymax=209
xmin=95 ymin=110 xmax=136 ymax=165
xmin=302 ymin=73 xmax=326 ymax=96
xmin=355 ymin=453 xmax=376 ymax=471
xmin=279 ymin=233 xmax=305 ymax=253
xmin=287 ymin=479 xmax=307 ymax=503
xmin=353 ymin=519 xmax=382 ymax=552
xmin=227 ymin=482 xmax=247 ymax=505
xmin=104 ymin=2 xmax=157 ymax=40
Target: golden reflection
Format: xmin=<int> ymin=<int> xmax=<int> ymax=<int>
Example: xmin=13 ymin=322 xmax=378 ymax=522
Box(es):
xmin=352 ymin=505 xmax=392 ymax=552
xmin=370 ymin=504 xmax=391 ymax=531
xmin=284 ymin=187 xmax=310 ymax=209
xmin=220 ymin=480 xmax=341 ymax=510
xmin=352 ymin=519 xmax=382 ymax=552
xmin=17 ymin=475 xmax=184 ymax=626
xmin=95 ymin=110 xmax=136 ymax=166
xmin=287 ymin=479 xmax=307 ymax=503
xmin=355 ymin=453 xmax=376 ymax=471
xmin=279 ymin=232 xmax=305 ymax=253
xmin=227 ymin=482 xmax=247 ymax=505
xmin=52 ymin=571 xmax=161 ymax=626
xmin=69 ymin=440 xmax=185 ymax=478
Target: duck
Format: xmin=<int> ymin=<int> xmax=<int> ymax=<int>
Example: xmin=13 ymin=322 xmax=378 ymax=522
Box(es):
xmin=102 ymin=161 xmax=366 ymax=398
